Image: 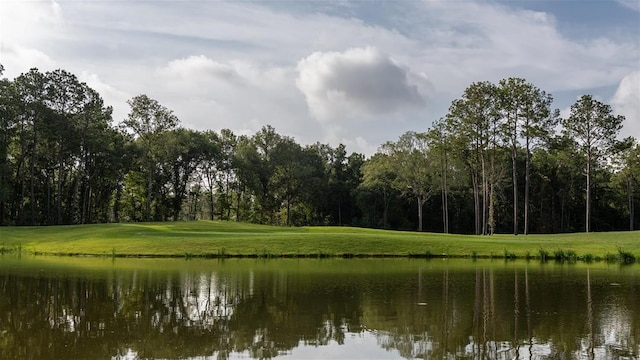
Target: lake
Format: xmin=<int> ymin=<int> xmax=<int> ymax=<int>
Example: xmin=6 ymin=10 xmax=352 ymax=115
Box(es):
xmin=0 ymin=256 xmax=638 ymax=359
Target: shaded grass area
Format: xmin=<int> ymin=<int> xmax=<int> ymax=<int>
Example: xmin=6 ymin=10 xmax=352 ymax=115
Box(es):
xmin=0 ymin=221 xmax=638 ymax=263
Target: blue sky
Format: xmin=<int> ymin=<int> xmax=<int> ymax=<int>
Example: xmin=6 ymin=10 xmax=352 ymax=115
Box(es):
xmin=1 ymin=0 xmax=638 ymax=155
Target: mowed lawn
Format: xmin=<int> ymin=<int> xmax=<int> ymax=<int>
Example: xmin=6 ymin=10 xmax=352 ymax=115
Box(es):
xmin=1 ymin=220 xmax=639 ymax=259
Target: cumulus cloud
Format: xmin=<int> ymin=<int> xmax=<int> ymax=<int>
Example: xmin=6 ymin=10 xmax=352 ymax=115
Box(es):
xmin=1 ymin=45 xmax=56 ymax=75
xmin=0 ymin=0 xmax=637 ymax=156
xmin=79 ymin=71 xmax=131 ymax=122
xmin=150 ymin=55 xmax=316 ymax=142
xmin=0 ymin=0 xmax=65 ymax=77
xmin=418 ymin=1 xmax=638 ymax=94
xmin=160 ymin=55 xmax=245 ymax=85
xmin=296 ymin=47 xmax=429 ymax=121
xmin=611 ymin=71 xmax=640 ymax=139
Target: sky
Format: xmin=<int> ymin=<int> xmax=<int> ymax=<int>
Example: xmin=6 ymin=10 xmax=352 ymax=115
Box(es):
xmin=1 ymin=0 xmax=639 ymax=155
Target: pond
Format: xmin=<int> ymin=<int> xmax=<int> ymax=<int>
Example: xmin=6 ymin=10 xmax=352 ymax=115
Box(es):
xmin=0 ymin=256 xmax=638 ymax=360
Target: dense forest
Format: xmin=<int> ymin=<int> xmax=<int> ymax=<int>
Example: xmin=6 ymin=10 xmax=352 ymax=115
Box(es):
xmin=0 ymin=65 xmax=638 ymax=234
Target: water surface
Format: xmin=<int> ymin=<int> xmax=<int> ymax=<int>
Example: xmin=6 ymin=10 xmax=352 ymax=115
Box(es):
xmin=0 ymin=257 xmax=638 ymax=359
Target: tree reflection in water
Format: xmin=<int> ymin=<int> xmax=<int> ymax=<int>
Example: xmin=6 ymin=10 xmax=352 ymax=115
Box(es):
xmin=0 ymin=258 xmax=638 ymax=359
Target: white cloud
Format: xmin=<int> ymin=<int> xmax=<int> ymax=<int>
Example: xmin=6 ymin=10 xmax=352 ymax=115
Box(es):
xmin=79 ymin=71 xmax=131 ymax=123
xmin=296 ymin=47 xmax=428 ymax=121
xmin=559 ymin=106 xmax=572 ymax=121
xmin=616 ymin=0 xmax=640 ymax=11
xmin=1 ymin=44 xmax=56 ymax=75
xmin=160 ymin=55 xmax=244 ymax=85
xmin=0 ymin=0 xmax=65 ymax=77
xmin=152 ymin=55 xmax=316 ymax=144
xmin=416 ymin=1 xmax=638 ymax=95
xmin=612 ymin=71 xmax=640 ymax=140
xmin=0 ymin=0 xmax=638 ymax=156
xmin=1 ymin=0 xmax=64 ymax=41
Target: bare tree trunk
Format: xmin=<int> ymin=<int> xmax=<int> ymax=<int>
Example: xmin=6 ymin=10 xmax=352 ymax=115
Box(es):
xmin=146 ymin=162 xmax=152 ymax=222
xmin=441 ymin=186 xmax=447 ymax=232
xmin=86 ymin=185 xmax=92 ymax=224
xmin=57 ymin=144 xmax=64 ymax=225
xmin=209 ymin=191 xmax=215 ymax=221
xmin=206 ymin=172 xmax=215 ymax=221
xmin=524 ymin=138 xmax=530 ymax=235
xmin=29 ymin=134 xmax=36 ymax=225
xmin=586 ymin=151 xmax=591 ymax=233
xmin=482 ymin=156 xmax=488 ymax=235
xmin=417 ymin=196 xmax=424 ymax=232
xmin=442 ymin=155 xmax=450 ymax=233
xmin=471 ymin=174 xmax=480 ymax=235
xmin=113 ymin=183 xmax=122 ymax=222
xmin=629 ymin=178 xmax=634 ymax=231
xmin=550 ymin=188 xmax=554 ymax=233
xmin=512 ymin=144 xmax=518 ymax=235
xmin=235 ymin=186 xmax=242 ymax=222
xmin=488 ymin=146 xmax=498 ymax=235
xmin=488 ymin=180 xmax=496 ymax=235
xmin=226 ymin=176 xmax=232 ymax=220
xmin=472 ymin=173 xmax=480 ymax=235
xmin=286 ymin=193 xmax=291 ymax=227
xmin=382 ymin=189 xmax=389 ymax=229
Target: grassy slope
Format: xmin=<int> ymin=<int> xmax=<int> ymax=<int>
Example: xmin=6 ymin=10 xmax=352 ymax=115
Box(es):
xmin=1 ymin=220 xmax=639 ymax=258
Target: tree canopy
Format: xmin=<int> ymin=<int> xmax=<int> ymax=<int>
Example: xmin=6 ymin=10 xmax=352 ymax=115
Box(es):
xmin=0 ymin=66 xmax=636 ymax=233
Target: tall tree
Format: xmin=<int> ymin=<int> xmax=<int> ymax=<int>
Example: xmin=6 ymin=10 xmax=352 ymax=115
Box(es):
xmin=0 ymin=64 xmax=18 ymax=226
xmin=447 ymin=82 xmax=499 ymax=235
xmin=45 ymin=70 xmax=80 ymax=223
xmin=530 ymin=136 xmax=583 ymax=233
xmin=235 ymin=125 xmax=285 ymax=224
xmin=328 ymin=144 xmax=349 ymax=226
xmin=0 ymin=66 xmax=18 ymax=225
xmin=611 ymin=140 xmax=640 ymax=231
xmin=271 ymin=138 xmax=306 ymax=226
xmin=562 ymin=95 xmax=625 ymax=232
xmin=197 ymin=130 xmax=221 ymax=220
xmin=13 ymin=69 xmax=48 ymax=225
xmin=383 ymin=131 xmax=435 ymax=232
xmin=519 ymin=87 xmax=557 ymax=235
xmin=121 ymin=95 xmax=179 ymax=222
xmin=361 ymin=153 xmax=396 ymax=229
xmin=427 ymin=118 xmax=456 ymax=233
xmin=72 ymin=87 xmax=116 ymax=224
xmin=498 ymin=78 xmax=557 ymax=235
xmin=217 ymin=129 xmax=240 ymax=221
xmin=161 ymin=129 xmax=207 ymax=221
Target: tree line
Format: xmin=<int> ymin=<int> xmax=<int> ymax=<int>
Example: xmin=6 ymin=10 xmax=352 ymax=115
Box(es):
xmin=1 ymin=66 xmax=638 ymax=233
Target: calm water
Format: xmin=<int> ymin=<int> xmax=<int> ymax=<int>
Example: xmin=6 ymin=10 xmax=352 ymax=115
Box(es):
xmin=0 ymin=257 xmax=638 ymax=360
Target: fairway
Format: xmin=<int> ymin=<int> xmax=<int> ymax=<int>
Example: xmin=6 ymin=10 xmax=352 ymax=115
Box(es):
xmin=1 ymin=221 xmax=639 ymax=260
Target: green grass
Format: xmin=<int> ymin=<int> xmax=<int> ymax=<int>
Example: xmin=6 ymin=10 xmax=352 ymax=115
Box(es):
xmin=1 ymin=221 xmax=639 ymax=261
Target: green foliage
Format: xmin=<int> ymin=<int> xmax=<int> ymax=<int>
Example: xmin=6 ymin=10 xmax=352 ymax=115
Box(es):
xmin=617 ymin=247 xmax=636 ymax=264
xmin=552 ymin=249 xmax=577 ymax=262
xmin=1 ymin=66 xmax=638 ymax=234
xmin=562 ymin=95 xmax=626 ymax=232
xmin=380 ymin=131 xmax=437 ymax=232
xmin=504 ymin=249 xmax=517 ymax=260
xmin=538 ymin=248 xmax=549 ymax=262
xmin=605 ymin=253 xmax=619 ymax=263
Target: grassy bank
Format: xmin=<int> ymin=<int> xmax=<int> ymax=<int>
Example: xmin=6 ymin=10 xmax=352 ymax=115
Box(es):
xmin=1 ymin=221 xmax=639 ymax=262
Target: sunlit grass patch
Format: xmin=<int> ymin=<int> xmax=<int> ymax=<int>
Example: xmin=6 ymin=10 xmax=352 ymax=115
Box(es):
xmin=1 ymin=221 xmax=639 ymax=262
